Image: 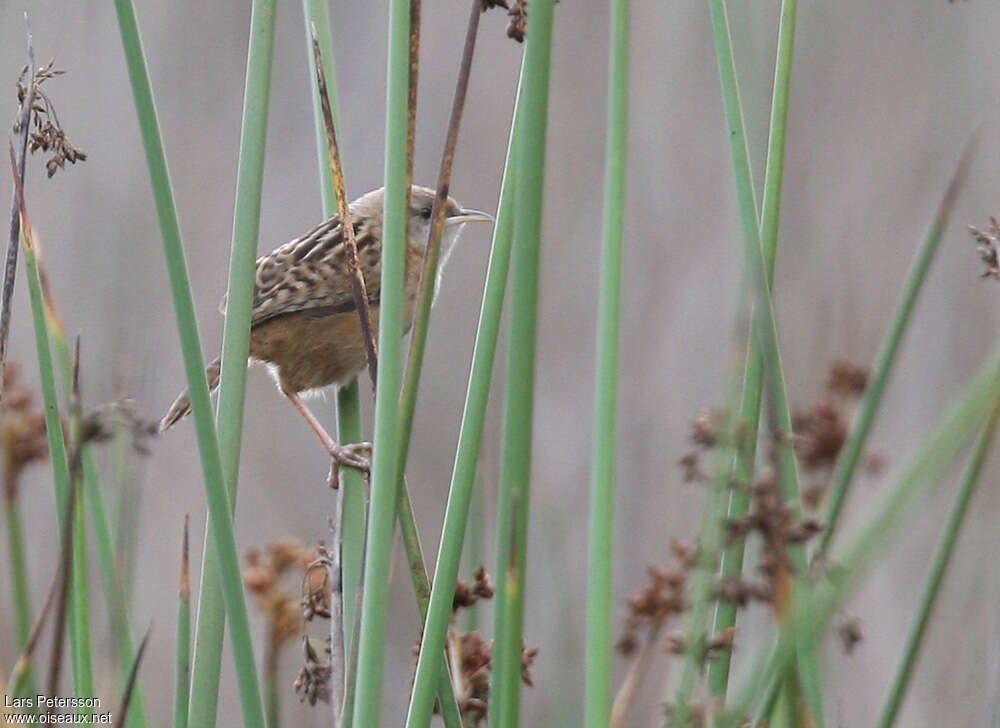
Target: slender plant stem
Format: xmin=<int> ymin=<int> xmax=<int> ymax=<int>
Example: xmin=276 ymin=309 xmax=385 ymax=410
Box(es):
xmin=396 ymin=482 xmax=465 ymax=728
xmin=186 ymin=3 xmax=275 ymax=725
xmin=174 ymin=518 xmax=191 ymax=728
xmin=693 ymin=0 xmax=825 ymax=722
xmin=111 ymin=2 xmax=267 ymax=726
xmin=10 ymin=147 xmax=90 ymax=707
xmin=707 ymin=0 xmax=798 ymax=699
xmin=4 ymin=491 xmax=41 ymax=705
xmin=47 ymin=315 xmax=147 ymax=727
xmin=5 ymin=554 xmax=59 ymax=700
xmin=584 ymin=0 xmax=629 ymax=724
xmin=0 ymin=31 xmax=34 ymax=405
xmin=300 ymin=0 xmax=367 ymax=667
xmin=404 ymin=42 xmax=526 ymax=728
xmin=396 ymin=0 xmax=481 ymax=475
xmin=491 ymin=4 xmax=556 ymax=725
xmin=397 ymin=5 xmax=492 ymax=726
xmin=309 ymin=28 xmax=378 ymax=388
xmin=818 ymin=135 xmax=978 ymax=556
xmin=113 ymin=626 xmax=151 ymax=728
xmin=876 ymin=394 xmax=1000 ymax=728
xmin=463 ymin=471 xmax=485 ymax=633
xmin=329 ymin=484 xmax=347 ymax=726
xmin=351 ymin=0 xmax=412 ymax=722
xmin=726 ymin=339 xmax=1000 ymax=722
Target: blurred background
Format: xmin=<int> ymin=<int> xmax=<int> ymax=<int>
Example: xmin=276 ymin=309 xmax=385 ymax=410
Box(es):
xmin=1 ymin=0 xmax=999 ymax=725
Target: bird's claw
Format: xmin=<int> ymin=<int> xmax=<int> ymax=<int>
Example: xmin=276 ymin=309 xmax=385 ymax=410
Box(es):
xmin=327 ymin=441 xmax=372 ymax=488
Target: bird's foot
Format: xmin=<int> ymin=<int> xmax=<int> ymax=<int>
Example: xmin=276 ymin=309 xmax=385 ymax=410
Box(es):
xmin=327 ymin=441 xmax=372 ymax=488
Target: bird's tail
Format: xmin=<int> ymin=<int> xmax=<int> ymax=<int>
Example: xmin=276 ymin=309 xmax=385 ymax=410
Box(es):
xmin=159 ymin=356 xmax=222 ymax=433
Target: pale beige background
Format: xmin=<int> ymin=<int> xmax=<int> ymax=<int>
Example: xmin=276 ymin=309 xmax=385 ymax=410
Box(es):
xmin=1 ymin=0 xmax=999 ymax=726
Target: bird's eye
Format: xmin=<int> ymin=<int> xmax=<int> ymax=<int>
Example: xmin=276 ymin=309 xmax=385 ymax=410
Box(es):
xmin=419 ymin=206 xmax=432 ymax=220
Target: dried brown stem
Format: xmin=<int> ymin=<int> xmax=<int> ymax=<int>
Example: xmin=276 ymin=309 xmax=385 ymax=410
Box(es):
xmin=406 ymin=0 xmax=421 ymax=204
xmin=180 ymin=515 xmax=190 ymax=599
xmin=45 ymin=449 xmax=80 ymax=707
xmin=113 ymin=625 xmax=152 ymax=728
xmin=399 ymin=0 xmax=483 ymax=473
xmin=5 ymin=554 xmax=60 ymax=695
xmin=1 ymin=28 xmax=36 ymax=406
xmin=610 ymin=618 xmax=667 ymax=728
xmin=309 ymin=25 xmax=379 ymax=390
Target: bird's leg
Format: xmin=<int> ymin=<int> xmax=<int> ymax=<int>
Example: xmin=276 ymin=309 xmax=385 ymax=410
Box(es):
xmin=281 ymin=387 xmax=371 ymax=488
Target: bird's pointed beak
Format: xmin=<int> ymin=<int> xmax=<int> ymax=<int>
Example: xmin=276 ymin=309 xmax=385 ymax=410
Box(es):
xmin=445 ymin=208 xmax=494 ymax=226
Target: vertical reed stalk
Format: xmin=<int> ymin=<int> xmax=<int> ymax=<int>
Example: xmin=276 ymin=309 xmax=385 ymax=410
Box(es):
xmin=10 ymin=146 xmax=92 ymax=708
xmin=491 ymin=3 xmax=556 ymax=725
xmin=300 ymin=0 xmax=367 ymax=664
xmin=707 ymin=0 xmax=799 ymax=701
xmin=47 ymin=312 xmax=148 ymax=727
xmin=187 ymin=1 xmax=276 ymax=723
xmin=4 ymin=490 xmax=40 ymax=706
xmin=111 ymin=2 xmax=267 ymax=726
xmin=584 ymin=0 xmax=629 ymax=724
xmin=351 ymin=0 xmax=412 ymax=723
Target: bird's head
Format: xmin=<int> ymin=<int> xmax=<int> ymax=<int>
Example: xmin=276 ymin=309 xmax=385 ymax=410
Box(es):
xmin=353 ymin=185 xmax=493 ymax=265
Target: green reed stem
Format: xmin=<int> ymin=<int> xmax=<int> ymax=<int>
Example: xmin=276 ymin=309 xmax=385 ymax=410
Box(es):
xmin=818 ymin=135 xmax=977 ymax=556
xmin=396 ymin=483 xmax=464 ymax=728
xmin=683 ymin=0 xmax=817 ymax=721
xmin=19 ymin=229 xmax=90 ymax=709
xmin=4 ymin=493 xmax=40 ymax=706
xmin=708 ymin=0 xmax=798 ymax=703
xmin=111 ymin=2 xmax=267 ymax=726
xmin=48 ymin=319 xmax=147 ymax=728
xmin=491 ymin=4 xmax=555 ymax=725
xmin=300 ymin=0 xmax=368 ymax=665
xmin=403 ymin=54 xmax=524 ymax=728
xmin=727 ymin=338 xmax=1000 ymax=723
xmin=186 ymin=2 xmax=275 ymax=724
xmin=351 ymin=0 xmax=412 ymax=723
xmin=584 ymin=0 xmax=629 ymax=724
xmin=707 ymin=0 xmax=800 ymax=702
xmin=876 ymin=394 xmax=1000 ymax=728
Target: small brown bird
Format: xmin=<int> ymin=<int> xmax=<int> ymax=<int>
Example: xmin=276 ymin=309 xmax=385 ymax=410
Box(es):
xmin=160 ymin=185 xmax=492 ymax=471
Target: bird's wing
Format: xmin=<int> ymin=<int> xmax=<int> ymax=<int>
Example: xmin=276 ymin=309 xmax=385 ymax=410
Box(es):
xmin=238 ymin=214 xmax=382 ymax=326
